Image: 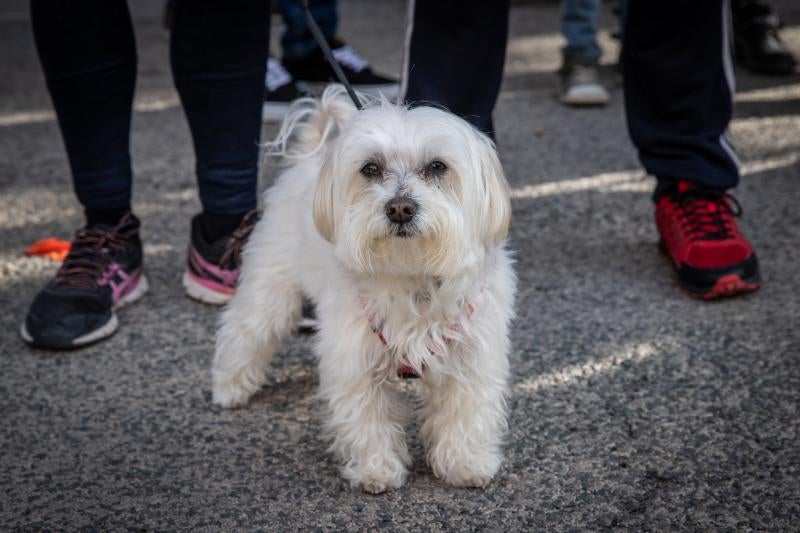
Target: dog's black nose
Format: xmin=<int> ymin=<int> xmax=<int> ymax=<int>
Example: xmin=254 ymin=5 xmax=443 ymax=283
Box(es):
xmin=384 ymin=197 xmax=417 ymax=224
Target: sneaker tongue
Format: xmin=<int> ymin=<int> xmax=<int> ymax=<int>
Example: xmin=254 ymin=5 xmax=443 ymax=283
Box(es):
xmin=87 ymin=222 xmax=115 ymax=232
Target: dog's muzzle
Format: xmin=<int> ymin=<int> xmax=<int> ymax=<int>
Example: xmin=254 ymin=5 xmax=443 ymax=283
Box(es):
xmin=384 ymin=197 xmax=417 ymax=225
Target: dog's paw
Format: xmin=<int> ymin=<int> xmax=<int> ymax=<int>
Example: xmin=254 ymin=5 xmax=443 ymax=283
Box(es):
xmin=429 ymin=450 xmax=500 ymax=489
xmin=346 ymin=461 xmax=408 ymax=495
xmin=211 ymin=379 xmax=256 ymax=409
xmin=442 ymin=471 xmax=494 ymax=489
xmin=351 ymin=471 xmax=406 ymax=495
xmin=211 ymin=360 xmax=267 ymax=408
xmin=355 ymin=479 xmax=391 ymax=495
xmin=433 ymin=464 xmax=496 ymax=489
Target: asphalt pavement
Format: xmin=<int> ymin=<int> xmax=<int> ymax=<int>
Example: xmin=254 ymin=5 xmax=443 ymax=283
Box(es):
xmin=1 ymin=0 xmax=799 ymax=530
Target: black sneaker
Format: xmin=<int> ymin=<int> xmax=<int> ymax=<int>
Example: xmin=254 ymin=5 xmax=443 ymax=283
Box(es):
xmin=21 ymin=213 xmax=148 ymax=349
xmin=298 ymin=298 xmax=318 ymax=333
xmin=559 ymin=56 xmax=610 ymax=107
xmin=183 ymin=210 xmax=259 ymax=305
xmin=263 ymin=57 xmax=309 ymax=123
xmin=283 ymin=37 xmax=399 ymax=99
xmin=733 ymin=0 xmax=798 ymax=75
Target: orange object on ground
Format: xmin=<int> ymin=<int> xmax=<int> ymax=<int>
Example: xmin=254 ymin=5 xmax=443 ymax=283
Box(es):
xmin=25 ymin=238 xmax=72 ymax=261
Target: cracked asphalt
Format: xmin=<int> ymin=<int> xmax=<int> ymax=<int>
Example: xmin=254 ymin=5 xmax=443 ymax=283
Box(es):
xmin=1 ymin=0 xmax=799 ymax=530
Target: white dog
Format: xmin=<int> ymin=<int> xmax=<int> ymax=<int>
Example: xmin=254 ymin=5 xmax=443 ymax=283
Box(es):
xmin=211 ymin=86 xmax=516 ymax=493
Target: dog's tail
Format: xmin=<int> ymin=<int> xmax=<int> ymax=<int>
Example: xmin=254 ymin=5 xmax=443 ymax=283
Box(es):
xmin=265 ymin=84 xmax=372 ymax=160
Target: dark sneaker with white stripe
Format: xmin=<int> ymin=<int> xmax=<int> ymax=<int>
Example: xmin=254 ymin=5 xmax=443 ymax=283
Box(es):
xmin=21 ymin=213 xmax=148 ymax=349
xmin=263 ymin=57 xmax=309 ymax=123
xmin=283 ymin=37 xmax=399 ymax=99
xmin=183 ymin=210 xmax=259 ymax=305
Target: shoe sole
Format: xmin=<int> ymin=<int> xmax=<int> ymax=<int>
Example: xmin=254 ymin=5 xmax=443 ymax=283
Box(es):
xmin=657 ymin=242 xmax=761 ymax=300
xmin=183 ymin=270 xmax=233 ymax=306
xmin=561 ymin=97 xmax=609 ymax=107
xmin=20 ymin=274 xmax=150 ymax=350
xmin=735 ymin=45 xmax=799 ymax=76
xmin=561 ymin=92 xmax=610 ymax=106
xmin=297 ymin=316 xmax=319 ymax=333
xmin=695 ymin=274 xmax=761 ymax=300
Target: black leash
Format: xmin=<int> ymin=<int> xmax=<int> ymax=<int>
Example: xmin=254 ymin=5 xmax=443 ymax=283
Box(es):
xmin=297 ymin=0 xmax=363 ymax=110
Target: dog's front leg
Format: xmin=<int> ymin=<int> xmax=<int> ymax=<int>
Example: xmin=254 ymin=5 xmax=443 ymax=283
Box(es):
xmin=420 ymin=352 xmax=509 ymax=488
xmin=318 ymin=339 xmax=411 ymax=493
xmin=322 ymin=375 xmax=411 ymax=494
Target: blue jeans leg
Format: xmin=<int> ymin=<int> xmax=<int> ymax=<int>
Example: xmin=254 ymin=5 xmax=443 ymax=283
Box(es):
xmin=623 ymin=0 xmax=739 ymax=195
xmin=171 ymin=0 xmax=270 ymax=216
xmin=30 ymin=0 xmax=137 ymax=212
xmin=403 ymin=0 xmax=510 ymax=138
xmin=561 ymin=0 xmax=603 ymax=61
xmin=278 ymin=0 xmax=337 ymax=61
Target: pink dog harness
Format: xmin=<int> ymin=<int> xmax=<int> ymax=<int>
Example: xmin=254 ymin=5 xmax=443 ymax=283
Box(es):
xmin=362 ymin=297 xmax=476 ymax=379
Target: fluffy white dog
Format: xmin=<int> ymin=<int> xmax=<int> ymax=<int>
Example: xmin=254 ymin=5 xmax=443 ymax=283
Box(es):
xmin=211 ymin=86 xmax=516 ymax=493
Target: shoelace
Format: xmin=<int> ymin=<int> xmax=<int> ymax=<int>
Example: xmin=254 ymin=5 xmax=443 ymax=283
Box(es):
xmin=266 ymin=57 xmax=294 ymax=92
xmin=675 ymin=190 xmax=743 ymax=242
xmin=53 ymin=225 xmax=132 ymax=289
xmin=218 ymin=210 xmax=259 ymax=270
xmin=331 ymin=45 xmax=368 ymax=73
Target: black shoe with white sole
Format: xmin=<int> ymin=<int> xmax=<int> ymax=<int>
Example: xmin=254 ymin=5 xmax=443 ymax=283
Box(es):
xmin=282 ymin=37 xmax=399 ymax=99
xmin=21 ymin=213 xmax=148 ymax=350
xmin=263 ymin=57 xmax=309 ymax=123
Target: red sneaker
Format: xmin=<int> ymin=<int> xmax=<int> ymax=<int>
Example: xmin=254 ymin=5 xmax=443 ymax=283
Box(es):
xmin=655 ymin=181 xmax=761 ymax=299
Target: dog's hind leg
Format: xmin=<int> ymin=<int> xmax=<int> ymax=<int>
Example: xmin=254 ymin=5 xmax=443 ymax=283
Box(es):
xmin=211 ymin=227 xmax=303 ymax=408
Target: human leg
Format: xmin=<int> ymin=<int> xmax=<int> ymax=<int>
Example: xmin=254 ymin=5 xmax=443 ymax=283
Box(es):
xmin=624 ymin=0 xmax=760 ymax=298
xmin=401 ymin=0 xmax=511 ymax=138
xmin=23 ymin=1 xmax=147 ymax=349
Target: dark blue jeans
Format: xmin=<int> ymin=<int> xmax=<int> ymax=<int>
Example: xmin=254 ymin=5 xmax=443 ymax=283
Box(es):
xmin=30 ymin=0 xmax=270 ymax=216
xmin=561 ymin=0 xmax=603 ymax=62
xmin=403 ymin=0 xmax=511 ymax=138
xmin=279 ymin=0 xmax=337 ymax=60
xmin=623 ymin=0 xmax=739 ymax=194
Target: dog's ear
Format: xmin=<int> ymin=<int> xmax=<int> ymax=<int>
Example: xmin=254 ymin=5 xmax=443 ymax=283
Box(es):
xmin=313 ymin=158 xmax=337 ymax=242
xmin=476 ymin=134 xmax=512 ymax=245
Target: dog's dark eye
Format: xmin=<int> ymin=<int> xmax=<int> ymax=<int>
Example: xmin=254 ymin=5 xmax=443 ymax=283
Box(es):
xmin=360 ymin=162 xmax=382 ymax=179
xmin=425 ymin=160 xmax=448 ymax=177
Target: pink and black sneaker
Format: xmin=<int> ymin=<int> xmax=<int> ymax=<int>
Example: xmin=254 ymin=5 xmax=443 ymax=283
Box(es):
xmin=183 ymin=210 xmax=259 ymax=305
xmin=21 ymin=213 xmax=148 ymax=349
